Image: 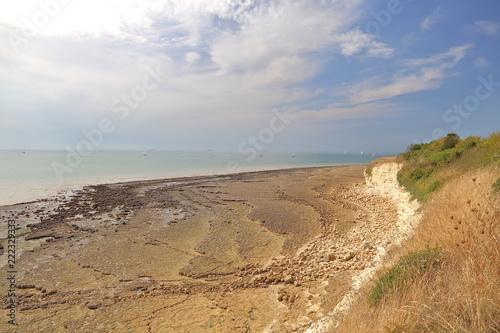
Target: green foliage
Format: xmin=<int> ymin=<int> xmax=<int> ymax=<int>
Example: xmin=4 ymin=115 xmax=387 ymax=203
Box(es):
xmin=425 ymin=180 xmax=441 ymax=194
xmin=397 ymin=133 xmax=500 ymax=202
xmin=407 ymin=143 xmax=427 ymax=153
xmin=368 ymin=247 xmax=440 ymax=307
xmin=457 ymin=135 xmax=480 ymax=152
xmin=365 ymin=168 xmax=372 ymax=177
xmin=441 ymin=133 xmax=460 ymax=150
xmin=493 ymin=177 xmax=500 ymax=193
xmin=428 ymin=149 xmax=460 ymax=166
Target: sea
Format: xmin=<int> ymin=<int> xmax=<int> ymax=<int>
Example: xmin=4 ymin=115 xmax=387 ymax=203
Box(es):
xmin=0 ymin=150 xmax=392 ymax=206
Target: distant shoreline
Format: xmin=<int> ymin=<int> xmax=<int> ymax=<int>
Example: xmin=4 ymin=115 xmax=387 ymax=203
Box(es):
xmin=0 ymin=163 xmax=369 ymax=207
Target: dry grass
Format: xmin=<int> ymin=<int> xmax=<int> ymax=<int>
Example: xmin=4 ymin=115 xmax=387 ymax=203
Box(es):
xmin=336 ymin=168 xmax=500 ymax=333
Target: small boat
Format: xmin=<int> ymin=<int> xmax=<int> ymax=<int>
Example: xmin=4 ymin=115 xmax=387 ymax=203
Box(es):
xmin=143 ymin=150 xmax=148 ymax=156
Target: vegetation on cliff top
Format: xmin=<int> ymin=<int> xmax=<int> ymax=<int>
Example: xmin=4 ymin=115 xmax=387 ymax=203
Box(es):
xmin=396 ymin=132 xmax=500 ymax=202
xmin=337 ymin=133 xmax=500 ymax=333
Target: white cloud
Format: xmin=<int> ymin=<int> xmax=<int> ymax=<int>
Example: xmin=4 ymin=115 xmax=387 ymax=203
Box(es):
xmin=294 ymin=102 xmax=398 ymax=122
xmin=212 ymin=1 xmax=347 ymax=71
xmin=473 ymin=57 xmax=489 ymax=68
xmin=335 ymin=28 xmax=393 ymax=58
xmin=343 ymin=44 xmax=472 ymax=104
xmin=0 ymin=0 xmax=396 ymax=148
xmin=420 ymin=7 xmax=443 ymax=32
xmin=474 ymin=20 xmax=500 ymax=35
xmin=402 ymin=44 xmax=472 ymax=68
xmin=185 ymin=51 xmax=200 ymax=65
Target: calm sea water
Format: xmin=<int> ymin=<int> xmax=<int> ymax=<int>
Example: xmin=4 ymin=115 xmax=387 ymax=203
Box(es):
xmin=0 ymin=150 xmax=391 ymax=206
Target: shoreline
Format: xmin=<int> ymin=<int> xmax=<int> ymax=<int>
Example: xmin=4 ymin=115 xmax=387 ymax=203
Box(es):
xmin=0 ymin=162 xmax=420 ymax=332
xmin=0 ymin=163 xmax=368 ymax=207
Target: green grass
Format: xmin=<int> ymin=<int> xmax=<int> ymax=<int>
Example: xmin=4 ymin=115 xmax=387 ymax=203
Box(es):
xmin=397 ymin=132 xmax=500 ymax=202
xmin=365 ymin=168 xmax=373 ymax=177
xmin=493 ymin=177 xmax=500 ymax=193
xmin=368 ymin=247 xmax=440 ymax=307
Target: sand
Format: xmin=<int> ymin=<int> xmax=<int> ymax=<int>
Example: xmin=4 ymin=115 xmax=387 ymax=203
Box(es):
xmin=0 ymin=163 xmax=416 ymax=332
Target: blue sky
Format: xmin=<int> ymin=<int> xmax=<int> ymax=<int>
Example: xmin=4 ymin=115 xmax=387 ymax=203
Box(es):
xmin=0 ymin=0 xmax=499 ymax=153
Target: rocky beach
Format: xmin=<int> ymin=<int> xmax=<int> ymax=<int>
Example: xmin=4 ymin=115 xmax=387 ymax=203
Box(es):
xmin=0 ymin=159 xmax=421 ymax=332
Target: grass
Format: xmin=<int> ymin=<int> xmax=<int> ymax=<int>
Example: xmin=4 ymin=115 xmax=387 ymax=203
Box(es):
xmin=368 ymin=247 xmax=440 ymax=307
xmin=365 ymin=168 xmax=373 ymax=177
xmin=336 ymin=167 xmax=500 ymax=333
xmin=335 ymin=133 xmax=499 ymax=332
xmin=493 ymin=177 xmax=500 ymax=193
xmin=396 ymin=132 xmax=500 ymax=202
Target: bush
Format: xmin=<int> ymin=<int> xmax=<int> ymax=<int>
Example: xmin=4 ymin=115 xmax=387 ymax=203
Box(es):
xmin=368 ymin=247 xmax=440 ymax=307
xmin=428 ymin=149 xmax=460 ymax=166
xmin=406 ymin=143 xmax=427 ymax=153
xmin=409 ymin=167 xmax=425 ymax=181
xmin=458 ymin=135 xmax=480 ymax=152
xmin=442 ymin=133 xmax=460 ymax=150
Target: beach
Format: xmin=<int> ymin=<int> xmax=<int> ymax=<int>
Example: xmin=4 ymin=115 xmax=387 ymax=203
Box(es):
xmin=0 ymin=161 xmax=418 ymax=332
xmin=0 ymin=150 xmax=379 ymax=207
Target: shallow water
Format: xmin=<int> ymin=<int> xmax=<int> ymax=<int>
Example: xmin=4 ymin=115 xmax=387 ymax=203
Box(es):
xmin=0 ymin=150 xmax=388 ymax=205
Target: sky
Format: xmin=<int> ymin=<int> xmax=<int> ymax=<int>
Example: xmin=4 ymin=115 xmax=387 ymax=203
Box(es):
xmin=0 ymin=0 xmax=499 ymax=153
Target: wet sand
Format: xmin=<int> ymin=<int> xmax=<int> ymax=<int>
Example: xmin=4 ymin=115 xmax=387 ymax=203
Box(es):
xmin=0 ymin=165 xmax=396 ymax=332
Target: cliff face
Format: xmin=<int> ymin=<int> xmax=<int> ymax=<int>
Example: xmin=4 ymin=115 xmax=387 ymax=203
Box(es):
xmin=305 ymin=162 xmax=422 ymax=333
xmin=364 ymin=162 xmax=421 ymax=237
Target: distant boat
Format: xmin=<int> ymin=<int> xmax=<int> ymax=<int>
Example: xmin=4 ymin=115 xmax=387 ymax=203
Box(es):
xmin=344 ymin=150 xmax=347 ymax=154
xmin=360 ymin=151 xmax=364 ymax=155
xmin=143 ymin=150 xmax=148 ymax=156
xmin=22 ymin=149 xmax=26 ymax=154
xmin=291 ymin=153 xmax=295 ymax=158
xmin=372 ymin=153 xmax=375 ymax=158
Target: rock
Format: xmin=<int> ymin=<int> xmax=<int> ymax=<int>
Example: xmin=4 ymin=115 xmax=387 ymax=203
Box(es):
xmin=343 ymin=252 xmax=356 ymax=261
xmin=252 ymin=275 xmax=263 ymax=283
xmin=17 ymin=284 xmax=36 ymax=289
xmin=87 ymin=302 xmax=101 ymax=310
xmin=324 ymin=253 xmax=336 ymax=262
xmin=284 ymin=275 xmax=294 ymax=284
xmin=25 ymin=229 xmax=55 ymax=240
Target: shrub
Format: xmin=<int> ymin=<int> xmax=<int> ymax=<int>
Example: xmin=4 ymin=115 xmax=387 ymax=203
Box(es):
xmin=458 ymin=135 xmax=480 ymax=152
xmin=442 ymin=133 xmax=460 ymax=150
xmin=428 ymin=149 xmax=460 ymax=166
xmin=368 ymin=247 xmax=440 ymax=307
xmin=406 ymin=143 xmax=427 ymax=153
xmin=409 ymin=167 xmax=425 ymax=181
